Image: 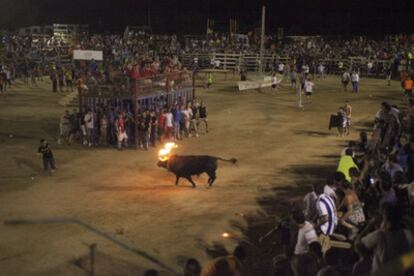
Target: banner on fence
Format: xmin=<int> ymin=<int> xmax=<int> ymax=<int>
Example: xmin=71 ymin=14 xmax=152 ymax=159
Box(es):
xmin=73 ymin=50 xmax=103 ymax=61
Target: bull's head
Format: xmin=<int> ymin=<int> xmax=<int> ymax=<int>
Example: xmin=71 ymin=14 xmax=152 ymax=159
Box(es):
xmin=157 ymin=160 xmax=168 ymax=168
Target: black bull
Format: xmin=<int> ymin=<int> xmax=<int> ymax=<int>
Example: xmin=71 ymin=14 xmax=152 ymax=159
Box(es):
xmin=157 ymin=155 xmax=238 ymax=187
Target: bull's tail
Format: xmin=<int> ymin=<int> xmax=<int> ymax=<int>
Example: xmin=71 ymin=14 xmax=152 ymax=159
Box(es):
xmin=215 ymin=157 xmax=238 ymax=165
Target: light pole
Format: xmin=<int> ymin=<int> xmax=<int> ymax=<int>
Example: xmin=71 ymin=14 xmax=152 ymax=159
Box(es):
xmin=259 ymin=5 xmax=265 ymax=73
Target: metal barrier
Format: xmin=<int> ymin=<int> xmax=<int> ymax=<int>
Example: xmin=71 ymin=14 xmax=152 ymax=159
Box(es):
xmin=180 ymin=52 xmax=395 ymax=77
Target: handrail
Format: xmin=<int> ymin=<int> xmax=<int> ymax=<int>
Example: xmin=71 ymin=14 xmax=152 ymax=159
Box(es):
xmin=4 ymin=217 xmax=180 ymax=275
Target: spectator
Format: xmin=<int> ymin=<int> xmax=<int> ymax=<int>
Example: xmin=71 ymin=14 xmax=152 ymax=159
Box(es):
xmin=84 ymin=109 xmax=95 ymax=147
xmin=355 ymin=204 xmax=414 ymax=274
xmin=315 ymin=182 xmax=338 ymax=236
xmin=292 ymin=209 xmax=319 ymax=255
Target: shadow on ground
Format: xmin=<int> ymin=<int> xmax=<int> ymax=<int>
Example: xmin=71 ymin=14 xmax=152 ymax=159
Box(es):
xmin=201 ymin=161 xmax=337 ymax=275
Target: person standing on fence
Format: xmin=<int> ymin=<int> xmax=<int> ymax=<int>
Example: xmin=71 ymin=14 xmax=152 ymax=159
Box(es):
xmin=351 ymin=70 xmax=360 ymax=93
xmin=342 ymin=70 xmax=351 ymax=91
xmin=38 ymin=139 xmax=56 ymax=173
xmin=198 ymin=102 xmax=208 ymax=133
xmin=115 ymin=112 xmax=128 ymax=150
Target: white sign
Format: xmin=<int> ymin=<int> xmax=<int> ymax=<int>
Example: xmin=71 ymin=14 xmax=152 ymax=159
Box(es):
xmin=238 ymin=75 xmax=282 ymax=91
xmin=73 ymin=50 xmax=103 ymax=61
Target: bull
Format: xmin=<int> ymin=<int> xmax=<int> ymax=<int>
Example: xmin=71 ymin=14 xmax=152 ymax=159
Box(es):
xmin=157 ymin=155 xmax=238 ymax=188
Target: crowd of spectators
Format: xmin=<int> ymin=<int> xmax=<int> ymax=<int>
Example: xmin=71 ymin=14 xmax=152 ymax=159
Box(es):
xmin=251 ymin=99 xmax=414 ymax=276
xmin=58 ymin=98 xmax=208 ymax=150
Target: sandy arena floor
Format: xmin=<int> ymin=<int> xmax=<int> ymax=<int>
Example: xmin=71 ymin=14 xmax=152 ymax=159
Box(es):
xmin=0 ymin=75 xmax=403 ymax=275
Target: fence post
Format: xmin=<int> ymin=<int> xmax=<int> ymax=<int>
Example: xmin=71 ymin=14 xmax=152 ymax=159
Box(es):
xmin=90 ymin=243 xmax=96 ymax=276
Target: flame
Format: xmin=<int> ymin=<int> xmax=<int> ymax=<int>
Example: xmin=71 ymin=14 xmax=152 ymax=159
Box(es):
xmin=221 ymin=232 xmax=230 ymax=238
xmin=158 ymin=142 xmax=178 ymax=161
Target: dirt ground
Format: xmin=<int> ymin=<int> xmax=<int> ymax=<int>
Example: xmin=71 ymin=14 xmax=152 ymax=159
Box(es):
xmin=0 ymin=75 xmax=404 ymax=275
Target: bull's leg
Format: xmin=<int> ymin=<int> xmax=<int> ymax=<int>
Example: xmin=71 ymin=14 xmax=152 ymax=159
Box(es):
xmin=207 ymin=171 xmax=216 ymax=187
xmin=186 ymin=176 xmax=197 ymax=188
xmin=175 ymin=176 xmax=180 ymax=186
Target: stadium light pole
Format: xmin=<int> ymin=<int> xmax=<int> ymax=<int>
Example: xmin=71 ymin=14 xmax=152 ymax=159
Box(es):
xmin=259 ymin=5 xmax=266 ymax=73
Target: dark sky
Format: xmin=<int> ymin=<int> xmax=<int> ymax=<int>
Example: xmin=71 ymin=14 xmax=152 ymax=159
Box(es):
xmin=1 ymin=0 xmax=414 ymax=35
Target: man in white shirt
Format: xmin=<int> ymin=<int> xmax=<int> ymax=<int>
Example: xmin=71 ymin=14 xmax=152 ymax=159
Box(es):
xmin=292 ymin=210 xmax=319 ymax=255
xmin=304 ymin=77 xmax=315 ymax=103
xmin=317 ymin=63 xmax=325 ymax=79
xmin=278 ymin=62 xmax=285 ymax=74
xmin=163 ymin=109 xmax=173 ymax=139
xmin=351 ymin=71 xmax=360 ymax=93
xmin=181 ymin=105 xmax=193 ymax=137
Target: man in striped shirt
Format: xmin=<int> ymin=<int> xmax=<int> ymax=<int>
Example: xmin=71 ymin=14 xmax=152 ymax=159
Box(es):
xmin=315 ymin=183 xmax=338 ymax=236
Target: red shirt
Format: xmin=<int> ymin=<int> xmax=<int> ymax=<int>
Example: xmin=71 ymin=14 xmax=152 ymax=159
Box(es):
xmin=157 ymin=114 xmax=166 ymax=128
xmin=116 ymin=118 xmax=126 ymax=133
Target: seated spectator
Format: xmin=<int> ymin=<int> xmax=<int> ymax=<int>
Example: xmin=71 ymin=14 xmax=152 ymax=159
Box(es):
xmin=338 ymin=181 xmax=366 ymax=240
xmin=303 ymin=185 xmax=318 ymax=222
xmin=382 ymin=154 xmax=403 ymax=179
xmin=355 ymin=204 xmax=414 ymax=274
xmin=184 ymin=258 xmax=202 ymax=276
xmin=271 ymin=254 xmax=293 ymax=276
xmin=337 ymin=149 xmax=358 ymax=182
xmin=292 ymin=209 xmax=319 ymax=255
xmin=315 ymin=183 xmax=338 ymax=236
xmin=200 ymin=255 xmax=242 ymax=276
xmin=378 ymin=171 xmax=397 ymax=208
xmin=290 ymin=253 xmax=319 ymax=276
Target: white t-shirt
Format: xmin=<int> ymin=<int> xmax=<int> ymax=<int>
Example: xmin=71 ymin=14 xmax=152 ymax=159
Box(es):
xmin=304 ymin=81 xmax=314 ymax=93
xmin=271 ymin=76 xmax=279 ymax=85
xmin=324 ymin=185 xmax=337 ymax=201
xmin=84 ymin=113 xmax=94 ymax=129
xmin=294 ymin=221 xmax=319 ymax=255
xmin=342 ymin=72 xmax=351 ymax=81
xmin=318 ymin=65 xmax=324 ymax=73
xmin=181 ymin=108 xmax=192 ymax=120
xmin=278 ymin=63 xmax=285 ymax=72
xmin=351 ymin=73 xmax=359 ymax=82
xmin=164 ymin=113 xmax=173 ymax=127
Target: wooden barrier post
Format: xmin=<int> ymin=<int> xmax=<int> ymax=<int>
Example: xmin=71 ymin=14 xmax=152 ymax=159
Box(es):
xmin=132 ymin=80 xmax=139 ymax=149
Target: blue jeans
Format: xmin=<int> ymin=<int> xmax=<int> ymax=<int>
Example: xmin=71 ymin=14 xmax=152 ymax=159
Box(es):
xmin=352 ymin=81 xmax=359 ymax=93
xmin=173 ymin=121 xmax=181 ymax=139
xmin=43 ymin=156 xmax=56 ymax=171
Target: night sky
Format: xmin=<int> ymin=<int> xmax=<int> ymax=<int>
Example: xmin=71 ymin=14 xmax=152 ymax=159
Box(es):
xmin=1 ymin=0 xmax=414 ymax=35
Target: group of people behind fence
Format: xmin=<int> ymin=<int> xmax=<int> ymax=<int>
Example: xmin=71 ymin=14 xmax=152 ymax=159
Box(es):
xmin=59 ymin=99 xmax=209 ymax=150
